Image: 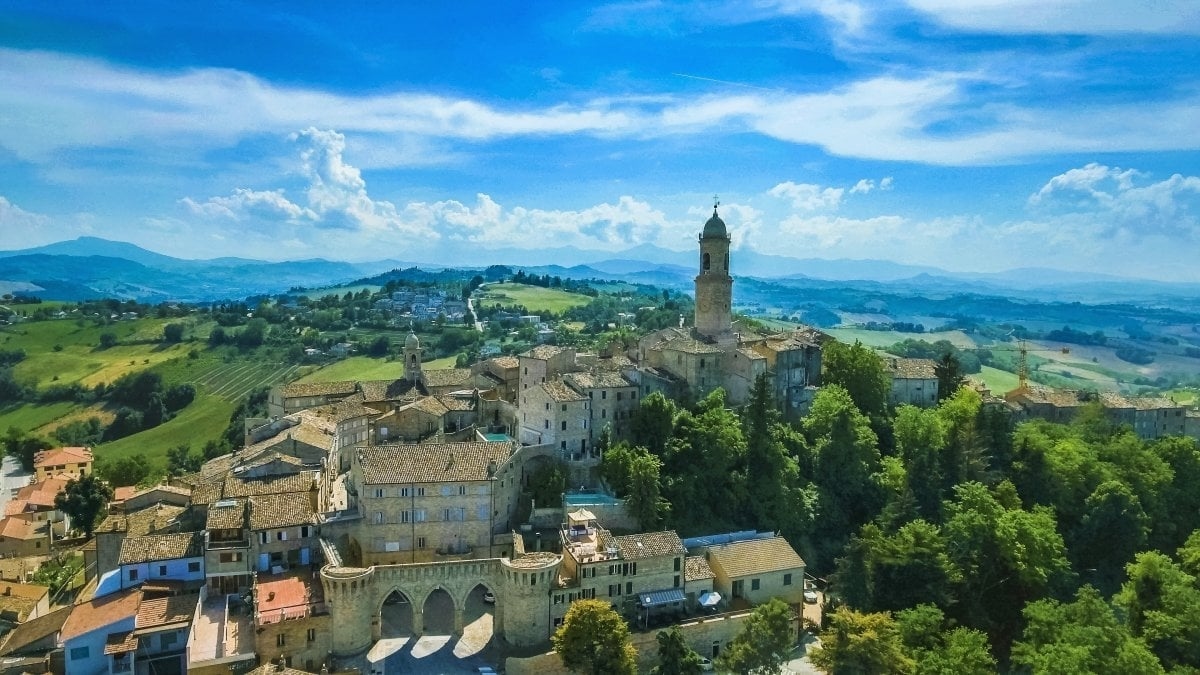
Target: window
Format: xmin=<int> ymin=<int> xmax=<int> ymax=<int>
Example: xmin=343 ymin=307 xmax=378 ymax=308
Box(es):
xmin=307 ymin=628 xmax=317 ymax=642
xmin=188 ymin=562 xmax=201 ymax=573
xmin=783 ymin=573 xmax=793 ymax=586
xmin=609 ymin=584 xmax=618 ymax=597
xmin=374 ymin=488 xmax=384 ymax=498
xmin=128 ymin=569 xmax=139 ymax=581
xmin=417 ymin=537 xmax=426 ymax=549
xmin=416 ymin=487 xmax=425 ymax=496
xmin=674 ymin=557 xmax=681 ymax=571
xmin=458 ymin=485 xmax=467 ymax=495
xmin=674 ymin=575 xmax=680 ymax=588
xmin=276 ymin=634 xmax=286 ymax=647
xmin=277 ymin=530 xmax=288 ymax=541
xmin=158 ymin=565 xmax=167 ymax=576
xmin=70 ymin=646 xmax=89 ymax=660
xmin=601 ymin=391 xmax=607 ymax=400
xmin=561 ymin=421 xmax=567 ymax=431
xmin=374 ymin=512 xmax=384 ymax=524
xmin=219 ymin=552 xmax=242 ymax=563
xmin=625 ymin=582 xmax=632 ymax=594
xmin=301 ymin=525 xmax=310 ymax=538
xmin=751 ymin=578 xmax=761 ymax=591
xmin=259 ymin=531 xmax=268 ymax=545
xmin=561 ymin=403 xmax=566 ymax=411
xmin=401 ymin=487 xmax=410 ymax=497
xmin=544 ymin=420 xmax=550 ymax=429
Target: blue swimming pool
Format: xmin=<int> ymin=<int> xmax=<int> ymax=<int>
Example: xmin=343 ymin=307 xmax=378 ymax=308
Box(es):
xmin=563 ymin=491 xmax=621 ymax=506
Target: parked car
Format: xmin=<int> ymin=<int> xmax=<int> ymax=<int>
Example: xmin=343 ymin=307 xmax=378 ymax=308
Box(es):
xmin=698 ymin=656 xmax=714 ymax=671
xmin=804 ymin=589 xmax=819 ymax=604
xmin=483 ymin=590 xmax=496 ymax=604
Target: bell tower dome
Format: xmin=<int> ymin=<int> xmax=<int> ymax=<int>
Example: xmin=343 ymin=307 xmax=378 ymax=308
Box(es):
xmin=694 ymin=199 xmax=733 ymax=339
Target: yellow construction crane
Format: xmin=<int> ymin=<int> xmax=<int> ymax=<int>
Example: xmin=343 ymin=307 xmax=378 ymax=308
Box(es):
xmin=1010 ymin=339 xmax=1071 ymax=392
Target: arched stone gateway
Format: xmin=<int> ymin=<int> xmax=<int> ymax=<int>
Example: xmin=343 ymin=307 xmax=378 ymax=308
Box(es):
xmin=321 ymin=553 xmax=562 ymax=657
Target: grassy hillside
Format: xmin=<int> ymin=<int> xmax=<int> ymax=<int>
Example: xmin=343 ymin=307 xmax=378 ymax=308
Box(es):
xmin=98 ymin=393 xmax=235 ymax=472
xmin=295 ymin=354 xmax=458 ymax=384
xmin=476 ymin=283 xmax=591 ymax=314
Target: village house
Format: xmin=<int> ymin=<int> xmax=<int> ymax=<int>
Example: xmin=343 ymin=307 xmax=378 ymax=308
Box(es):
xmin=252 ymin=569 xmax=330 ymax=673
xmin=33 ymin=446 xmax=93 ymax=481
xmin=348 ymin=440 xmax=524 ymax=565
xmin=885 ymin=356 xmax=940 ymax=407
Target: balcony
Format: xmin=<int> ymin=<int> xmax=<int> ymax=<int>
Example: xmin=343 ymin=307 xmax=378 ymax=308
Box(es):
xmin=207 ymin=537 xmax=250 ymax=550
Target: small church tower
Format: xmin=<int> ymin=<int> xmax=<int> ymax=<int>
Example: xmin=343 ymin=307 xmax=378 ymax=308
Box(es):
xmin=404 ymin=330 xmax=423 ymax=384
xmin=695 ymin=200 xmax=733 ymax=339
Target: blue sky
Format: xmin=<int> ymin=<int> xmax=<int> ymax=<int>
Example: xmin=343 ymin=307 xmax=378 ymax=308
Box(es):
xmin=2 ymin=1 xmax=1199 ymax=280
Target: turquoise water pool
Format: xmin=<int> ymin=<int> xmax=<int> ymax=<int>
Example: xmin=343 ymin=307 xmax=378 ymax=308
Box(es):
xmin=563 ymin=491 xmax=621 ymax=506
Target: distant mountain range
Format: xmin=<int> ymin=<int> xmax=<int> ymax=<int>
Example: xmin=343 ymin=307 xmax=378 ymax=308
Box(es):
xmin=2 ymin=236 xmax=1198 ymax=306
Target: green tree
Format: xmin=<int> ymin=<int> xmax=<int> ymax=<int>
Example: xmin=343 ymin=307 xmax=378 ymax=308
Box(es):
xmin=811 ymin=608 xmax=914 ymax=675
xmin=2 ymin=428 xmax=51 ymax=470
xmin=98 ymin=454 xmax=152 ymax=487
xmin=54 ymin=474 xmax=114 ymax=537
xmin=1114 ymin=551 xmax=1200 ymax=669
xmin=625 ymin=450 xmax=669 ymax=530
xmin=632 ymin=391 xmax=676 ymax=457
xmin=98 ymin=331 xmax=118 ymax=349
xmin=917 ymin=628 xmax=996 ymax=675
xmin=720 ymin=598 xmax=795 ymax=675
xmin=822 ymin=340 xmax=890 ymax=418
xmin=934 ymin=352 xmax=965 ymax=402
xmin=1013 ymin=585 xmax=1163 ymax=674
xmin=652 ymin=626 xmax=703 ymax=675
xmin=1071 ymin=480 xmax=1150 ymax=596
xmin=893 ymin=405 xmax=946 ymax=520
xmin=166 ymin=444 xmax=202 ymax=476
xmin=551 ymin=599 xmax=637 ymax=675
xmin=162 ymin=322 xmax=185 ymax=343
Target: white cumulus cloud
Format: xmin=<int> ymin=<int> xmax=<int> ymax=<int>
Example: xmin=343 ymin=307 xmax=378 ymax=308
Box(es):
xmin=1030 ymin=163 xmax=1200 ymax=237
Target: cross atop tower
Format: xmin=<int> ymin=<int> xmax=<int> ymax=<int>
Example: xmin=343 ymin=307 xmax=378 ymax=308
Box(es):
xmin=713 ymin=194 xmax=720 ymax=212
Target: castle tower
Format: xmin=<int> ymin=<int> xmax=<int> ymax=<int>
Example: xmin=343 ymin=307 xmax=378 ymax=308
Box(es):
xmin=404 ymin=331 xmax=422 ymax=384
xmin=695 ymin=201 xmax=733 ymax=339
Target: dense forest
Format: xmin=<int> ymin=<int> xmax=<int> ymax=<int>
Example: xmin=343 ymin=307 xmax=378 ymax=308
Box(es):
xmin=599 ymin=340 xmax=1200 ymax=672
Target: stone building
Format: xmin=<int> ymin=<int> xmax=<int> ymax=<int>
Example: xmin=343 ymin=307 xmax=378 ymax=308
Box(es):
xmin=32 ymin=446 xmax=93 ymax=482
xmin=634 ymin=206 xmax=825 ymax=417
xmin=252 ymin=569 xmax=330 ymax=673
xmin=348 ymin=440 xmax=525 ymax=565
xmin=885 ymin=357 xmax=939 ymax=407
xmin=703 ymin=536 xmax=806 ymax=607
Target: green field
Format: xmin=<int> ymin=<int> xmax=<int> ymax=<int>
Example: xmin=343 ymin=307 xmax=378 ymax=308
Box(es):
xmin=295 ymin=355 xmax=458 ymax=384
xmin=826 ymin=328 xmax=979 ymax=350
xmin=973 ymin=365 xmax=1021 ymax=395
xmin=0 ymin=402 xmax=77 ymax=434
xmin=1 ymin=317 xmax=188 ymax=387
xmin=98 ymin=393 xmax=236 ymax=472
xmin=476 ymin=283 xmax=591 ymax=314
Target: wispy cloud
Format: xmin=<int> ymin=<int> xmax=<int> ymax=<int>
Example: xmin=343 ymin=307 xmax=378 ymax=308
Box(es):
xmin=3 ymin=48 xmax=1197 ymax=169
xmin=904 ymin=0 xmax=1200 ymax=35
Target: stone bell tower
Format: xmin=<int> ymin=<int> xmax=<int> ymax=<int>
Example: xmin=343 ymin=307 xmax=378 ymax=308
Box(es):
xmin=403 ymin=330 xmax=423 ymax=384
xmin=694 ymin=200 xmax=733 ymax=339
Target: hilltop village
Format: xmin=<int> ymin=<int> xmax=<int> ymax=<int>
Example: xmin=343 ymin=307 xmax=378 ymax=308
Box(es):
xmin=4 ymin=208 xmax=1200 ymax=675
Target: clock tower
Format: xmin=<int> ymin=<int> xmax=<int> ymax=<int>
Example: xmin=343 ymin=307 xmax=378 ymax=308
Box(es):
xmin=695 ymin=200 xmax=733 ymax=339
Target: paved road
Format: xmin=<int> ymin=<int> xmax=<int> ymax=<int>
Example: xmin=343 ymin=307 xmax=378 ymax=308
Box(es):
xmin=366 ymin=590 xmax=499 ymax=674
xmin=0 ymin=456 xmax=32 ymax=515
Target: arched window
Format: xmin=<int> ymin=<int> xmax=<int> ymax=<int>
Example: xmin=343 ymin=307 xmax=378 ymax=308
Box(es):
xmin=703 ymin=252 xmax=711 ymax=271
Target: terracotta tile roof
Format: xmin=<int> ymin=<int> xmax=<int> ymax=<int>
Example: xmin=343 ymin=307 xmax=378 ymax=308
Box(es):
xmin=1015 ymin=386 xmax=1087 ymax=408
xmin=310 ymin=398 xmax=376 ymax=423
xmin=60 ymin=589 xmax=140 ymax=642
xmin=613 ymin=531 xmax=686 ymax=560
xmin=206 ymin=500 xmax=247 ymax=530
xmin=248 ymin=493 xmax=315 ymax=531
xmin=566 ymin=371 xmax=634 ymax=390
xmin=437 ymin=394 xmax=477 ymax=411
xmin=707 ymin=537 xmax=806 ymax=579
xmin=359 ymin=441 xmax=515 ymax=484
xmin=358 ymin=378 xmax=424 ymax=403
xmin=684 ymin=555 xmax=715 ymax=582
xmin=592 ymin=354 xmax=635 ymax=371
xmin=0 ymin=605 xmax=70 ymax=656
xmin=0 ymin=516 xmax=46 ymax=541
xmin=118 ymin=532 xmax=203 ymax=565
xmin=219 ymin=472 xmax=318 ymax=501
xmin=658 ymin=335 xmax=724 ymax=355
xmin=0 ymin=584 xmax=48 ymax=622
xmin=33 ymin=446 xmax=92 ymax=468
xmin=10 ymin=478 xmax=69 ymax=512
xmin=112 ymin=486 xmax=137 ymax=502
xmin=412 ymin=396 xmax=450 ymax=416
xmin=522 ymin=345 xmax=569 ymax=360
xmin=135 ymin=591 xmax=199 ymax=629
xmin=542 ymin=380 xmax=585 ymax=402
xmin=103 ymin=630 xmax=137 ymax=654
xmin=277 ymin=380 xmax=357 ymax=399
xmin=95 ymin=504 xmax=187 ymax=537
xmin=885 ymin=357 xmax=938 ymax=379
xmin=490 ymin=355 xmax=519 ymax=369
xmin=422 ymin=368 xmax=473 ymax=388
